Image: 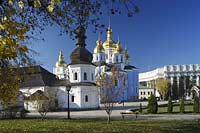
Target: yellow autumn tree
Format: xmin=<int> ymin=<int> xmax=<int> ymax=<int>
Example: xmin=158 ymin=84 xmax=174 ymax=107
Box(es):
xmin=0 ymin=0 xmax=138 ymax=112
xmin=155 ymin=78 xmax=170 ymax=100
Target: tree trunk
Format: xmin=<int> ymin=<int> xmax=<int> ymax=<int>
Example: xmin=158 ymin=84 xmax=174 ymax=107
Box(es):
xmin=107 ymin=113 xmax=111 ymax=124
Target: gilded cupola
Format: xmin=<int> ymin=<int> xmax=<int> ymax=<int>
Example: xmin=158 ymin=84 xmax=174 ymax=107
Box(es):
xmin=55 ymin=50 xmax=67 ymax=67
xmin=102 ymin=26 xmax=116 ymax=49
xmin=114 ymin=38 xmax=123 ymax=53
xmin=94 ymin=36 xmax=104 ymax=54
xmin=124 ymin=49 xmax=129 ymax=59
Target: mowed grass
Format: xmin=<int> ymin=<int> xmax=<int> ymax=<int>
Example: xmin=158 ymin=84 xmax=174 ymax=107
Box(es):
xmin=0 ymin=119 xmax=200 ymax=132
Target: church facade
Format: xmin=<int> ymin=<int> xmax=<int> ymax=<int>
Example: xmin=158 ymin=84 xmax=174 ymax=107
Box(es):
xmin=53 ymin=25 xmax=138 ymax=102
xmin=18 ymin=25 xmax=138 ymax=111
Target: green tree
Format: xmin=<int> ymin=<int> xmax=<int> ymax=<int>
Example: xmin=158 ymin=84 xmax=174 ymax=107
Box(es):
xmin=0 ymin=0 xmax=138 ymax=111
xmin=147 ymin=94 xmax=158 ymax=114
xmin=155 ymin=78 xmax=170 ymax=100
xmin=193 ymin=95 xmax=199 ymax=113
xmin=167 ymin=96 xmax=173 ymax=113
xmin=180 ymin=97 xmax=185 ymax=113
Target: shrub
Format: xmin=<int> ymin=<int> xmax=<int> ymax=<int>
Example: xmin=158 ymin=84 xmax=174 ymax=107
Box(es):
xmin=147 ymin=94 xmax=158 ymax=114
xmin=139 ymin=103 xmax=143 ymax=113
xmin=167 ymin=96 xmax=173 ymax=113
xmin=193 ymin=95 xmax=199 ymax=113
xmin=180 ymin=97 xmax=185 ymax=113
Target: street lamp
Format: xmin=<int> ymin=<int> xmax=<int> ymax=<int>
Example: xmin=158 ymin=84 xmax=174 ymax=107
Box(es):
xmin=66 ymin=86 xmax=71 ymax=119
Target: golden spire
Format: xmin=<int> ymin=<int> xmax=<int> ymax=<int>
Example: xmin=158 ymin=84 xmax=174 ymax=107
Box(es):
xmin=55 ymin=50 xmax=67 ymax=67
xmin=114 ymin=36 xmax=122 ymax=53
xmin=124 ymin=46 xmax=129 ymax=59
xmin=103 ymin=18 xmax=115 ymax=49
xmin=94 ymin=33 xmax=104 ymax=54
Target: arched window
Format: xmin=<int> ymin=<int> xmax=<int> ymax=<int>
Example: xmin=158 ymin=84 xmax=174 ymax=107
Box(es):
xmin=85 ymin=95 xmax=88 ymax=102
xmin=74 ymin=72 xmax=77 ymax=80
xmin=84 ymin=72 xmax=87 ymax=80
xmin=115 ymin=78 xmax=118 ymax=86
xmin=116 ymin=56 xmax=118 ymax=63
xmin=121 ymin=55 xmax=123 ymax=62
xmin=71 ymin=96 xmax=75 ymax=102
xmin=91 ymin=73 xmax=94 ymax=81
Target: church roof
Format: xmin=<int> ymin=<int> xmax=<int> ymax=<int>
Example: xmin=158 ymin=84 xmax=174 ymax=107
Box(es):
xmin=70 ymin=26 xmax=93 ymax=65
xmin=19 ymin=66 xmax=70 ymax=88
xmin=70 ymin=82 xmax=97 ymax=86
xmin=124 ymin=65 xmax=137 ymax=70
xmin=25 ymin=90 xmax=48 ymax=100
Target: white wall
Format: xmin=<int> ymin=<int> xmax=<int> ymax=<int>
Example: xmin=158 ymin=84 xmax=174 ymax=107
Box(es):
xmin=57 ymin=86 xmax=99 ymax=109
xmin=68 ymin=64 xmax=96 ymax=83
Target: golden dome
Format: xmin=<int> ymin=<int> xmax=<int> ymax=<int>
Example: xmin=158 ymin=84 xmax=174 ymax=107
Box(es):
xmin=124 ymin=49 xmax=129 ymax=59
xmin=114 ymin=42 xmax=123 ymax=54
xmin=103 ymin=27 xmax=116 ymax=49
xmin=55 ymin=50 xmax=67 ymax=67
xmin=94 ymin=39 xmax=104 ymax=54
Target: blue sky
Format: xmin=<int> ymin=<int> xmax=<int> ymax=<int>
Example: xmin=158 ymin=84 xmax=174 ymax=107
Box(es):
xmin=32 ymin=0 xmax=200 ymax=73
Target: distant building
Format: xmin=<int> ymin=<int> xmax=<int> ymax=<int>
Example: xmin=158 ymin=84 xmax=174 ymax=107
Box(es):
xmin=139 ymin=64 xmax=200 ymax=99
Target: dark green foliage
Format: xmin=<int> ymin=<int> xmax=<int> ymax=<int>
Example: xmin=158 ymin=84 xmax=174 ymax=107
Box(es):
xmin=139 ymin=103 xmax=143 ymax=113
xmin=167 ymin=96 xmax=173 ymax=113
xmin=180 ymin=97 xmax=185 ymax=113
xmin=193 ymin=95 xmax=199 ymax=113
xmin=147 ymin=94 xmax=158 ymax=114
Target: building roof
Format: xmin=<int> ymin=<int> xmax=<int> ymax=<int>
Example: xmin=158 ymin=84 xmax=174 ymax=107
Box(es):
xmin=70 ymin=26 xmax=93 ymax=65
xmin=25 ymin=90 xmax=48 ymax=100
xmin=70 ymin=82 xmax=97 ymax=86
xmin=124 ymin=65 xmax=137 ymax=70
xmin=19 ymin=66 xmax=70 ymax=88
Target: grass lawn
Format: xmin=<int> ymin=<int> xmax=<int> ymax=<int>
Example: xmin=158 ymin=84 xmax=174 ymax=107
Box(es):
xmin=0 ymin=119 xmax=200 ymax=132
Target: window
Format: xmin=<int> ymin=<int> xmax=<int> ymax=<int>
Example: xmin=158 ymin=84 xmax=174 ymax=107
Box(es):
xmin=85 ymin=95 xmax=88 ymax=102
xmin=101 ymin=56 xmax=102 ymax=60
xmin=84 ymin=72 xmax=87 ymax=80
xmin=144 ymin=92 xmax=146 ymax=95
xmin=140 ymin=92 xmax=142 ymax=95
xmin=115 ymin=78 xmax=118 ymax=86
xmin=91 ymin=73 xmax=94 ymax=81
xmin=71 ymin=96 xmax=75 ymax=102
xmin=116 ymin=56 xmax=118 ymax=63
xmin=148 ymin=91 xmax=150 ymax=95
xmin=74 ymin=72 xmax=78 ymax=80
xmin=121 ymin=55 xmax=123 ymax=62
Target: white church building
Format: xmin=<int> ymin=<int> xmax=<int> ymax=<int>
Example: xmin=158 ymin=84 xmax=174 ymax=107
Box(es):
xmin=17 ymin=25 xmax=138 ymax=111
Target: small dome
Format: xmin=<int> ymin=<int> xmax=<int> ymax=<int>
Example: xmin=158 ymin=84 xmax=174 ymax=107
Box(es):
xmin=70 ymin=26 xmax=93 ymax=64
xmin=114 ymin=42 xmax=123 ymax=54
xmin=70 ymin=46 xmax=93 ymax=64
xmin=124 ymin=49 xmax=129 ymax=59
xmin=103 ymin=27 xmax=116 ymax=49
xmin=94 ymin=40 xmax=104 ymax=54
xmin=55 ymin=50 xmax=67 ymax=67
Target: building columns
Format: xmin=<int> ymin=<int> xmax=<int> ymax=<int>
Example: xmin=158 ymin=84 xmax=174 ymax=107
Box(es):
xmin=183 ymin=76 xmax=186 ymax=96
xmin=196 ymin=76 xmax=199 ymax=86
xmin=170 ymin=77 xmax=173 ymax=96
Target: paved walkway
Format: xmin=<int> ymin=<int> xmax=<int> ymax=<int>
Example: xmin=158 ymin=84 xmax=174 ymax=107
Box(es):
xmin=26 ymin=101 xmax=200 ymax=120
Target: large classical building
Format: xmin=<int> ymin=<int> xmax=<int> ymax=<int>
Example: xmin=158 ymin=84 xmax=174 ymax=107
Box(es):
xmin=139 ymin=64 xmax=200 ymax=99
